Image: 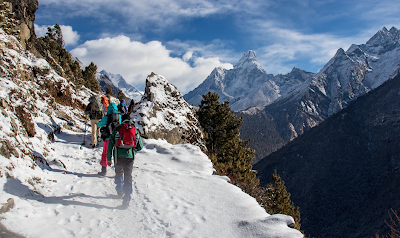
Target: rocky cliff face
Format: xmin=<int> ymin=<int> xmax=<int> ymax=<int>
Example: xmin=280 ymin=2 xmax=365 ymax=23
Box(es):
xmin=132 ymin=73 xmax=206 ymax=151
xmin=5 ymin=0 xmax=38 ymax=50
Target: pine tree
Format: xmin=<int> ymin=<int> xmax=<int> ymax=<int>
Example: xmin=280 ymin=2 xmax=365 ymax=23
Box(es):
xmin=197 ymin=92 xmax=259 ymax=194
xmin=36 ymin=24 xmax=85 ymax=87
xmin=197 ymin=92 xmax=302 ymax=231
xmin=117 ymin=90 xmax=127 ymax=101
xmin=263 ymin=170 xmax=301 ymax=230
xmin=82 ymin=62 xmax=100 ymax=92
xmin=197 ymin=92 xmax=242 ymax=156
xmin=0 ymin=1 xmax=19 ymax=39
xmin=46 ymin=24 xmax=63 ymax=47
xmin=106 ymin=86 xmax=114 ymax=96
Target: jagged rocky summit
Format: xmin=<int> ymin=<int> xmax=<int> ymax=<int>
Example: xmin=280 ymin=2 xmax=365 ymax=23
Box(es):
xmin=132 ymin=73 xmax=206 ymax=151
xmin=184 ymin=50 xmax=313 ymax=111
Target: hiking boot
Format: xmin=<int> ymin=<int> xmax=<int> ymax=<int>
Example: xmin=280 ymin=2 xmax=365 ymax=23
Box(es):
xmin=98 ymin=166 xmax=106 ymax=176
xmin=121 ymin=200 xmax=129 ymax=209
xmin=90 ymin=143 xmax=96 ymax=148
xmin=97 ymin=171 xmax=106 ymax=176
xmin=117 ymin=191 xmax=124 ymax=198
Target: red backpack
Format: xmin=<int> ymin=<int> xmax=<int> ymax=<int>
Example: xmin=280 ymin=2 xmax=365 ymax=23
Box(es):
xmin=116 ymin=123 xmax=138 ymax=149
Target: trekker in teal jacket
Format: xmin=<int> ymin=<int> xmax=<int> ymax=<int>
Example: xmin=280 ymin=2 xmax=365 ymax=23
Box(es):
xmin=107 ymin=115 xmax=143 ymax=209
xmin=97 ymin=103 xmax=121 ymax=176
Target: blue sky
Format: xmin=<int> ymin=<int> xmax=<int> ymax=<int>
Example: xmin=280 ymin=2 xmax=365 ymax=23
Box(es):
xmin=34 ymin=0 xmax=400 ymax=94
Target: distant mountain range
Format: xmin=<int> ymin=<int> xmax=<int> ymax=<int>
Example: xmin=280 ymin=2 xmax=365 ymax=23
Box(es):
xmin=96 ymin=70 xmax=143 ymax=102
xmin=185 ymin=27 xmax=400 ymax=163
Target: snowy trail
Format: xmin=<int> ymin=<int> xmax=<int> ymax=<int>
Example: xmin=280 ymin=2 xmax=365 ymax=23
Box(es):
xmin=0 ymin=127 xmax=302 ymax=238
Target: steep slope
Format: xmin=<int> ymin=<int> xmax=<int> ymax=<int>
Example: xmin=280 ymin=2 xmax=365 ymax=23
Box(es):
xmin=97 ymin=70 xmax=143 ymax=102
xmin=254 ymin=72 xmax=400 ymax=238
xmin=184 ymin=50 xmax=314 ymax=111
xmin=240 ymin=26 xmax=400 ymax=163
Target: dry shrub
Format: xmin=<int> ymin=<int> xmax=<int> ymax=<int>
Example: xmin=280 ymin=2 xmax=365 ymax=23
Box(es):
xmin=0 ymin=140 xmax=19 ymax=158
xmin=375 ymin=209 xmax=400 ymax=238
xmin=8 ymin=88 xmax=26 ymax=103
xmin=19 ymin=67 xmax=34 ymax=81
xmin=15 ymin=105 xmax=35 ymax=137
xmin=39 ymin=80 xmax=83 ymax=110
xmin=32 ymin=65 xmax=50 ymax=78
xmin=40 ymin=80 xmax=72 ymax=106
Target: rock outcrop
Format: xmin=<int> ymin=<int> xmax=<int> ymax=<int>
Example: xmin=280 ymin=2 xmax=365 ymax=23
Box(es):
xmin=5 ymin=0 xmax=38 ymax=50
xmin=132 ymin=73 xmax=206 ymax=151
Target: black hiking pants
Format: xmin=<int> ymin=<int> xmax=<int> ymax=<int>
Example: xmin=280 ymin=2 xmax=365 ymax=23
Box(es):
xmin=114 ymin=157 xmax=134 ymax=201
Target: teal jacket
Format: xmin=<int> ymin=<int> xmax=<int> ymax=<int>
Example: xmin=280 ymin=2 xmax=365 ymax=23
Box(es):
xmin=98 ymin=103 xmax=122 ymax=140
xmin=107 ymin=120 xmax=143 ymax=161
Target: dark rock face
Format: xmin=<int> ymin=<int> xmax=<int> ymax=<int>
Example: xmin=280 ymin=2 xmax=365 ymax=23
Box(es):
xmin=6 ymin=0 xmax=39 ymax=50
xmin=132 ymin=73 xmax=206 ymax=151
xmin=254 ymin=73 xmax=400 ymax=238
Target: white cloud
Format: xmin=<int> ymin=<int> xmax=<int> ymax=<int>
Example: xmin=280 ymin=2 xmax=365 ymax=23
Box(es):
xmin=182 ymin=51 xmax=193 ymax=62
xmin=70 ymin=35 xmax=233 ymax=94
xmin=34 ymin=24 xmax=80 ymax=46
xmin=59 ymin=25 xmax=80 ymax=46
xmin=34 ymin=24 xmax=49 ymax=38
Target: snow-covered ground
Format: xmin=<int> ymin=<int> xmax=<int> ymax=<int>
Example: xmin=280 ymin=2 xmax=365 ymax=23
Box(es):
xmin=0 ymin=123 xmax=302 ymax=238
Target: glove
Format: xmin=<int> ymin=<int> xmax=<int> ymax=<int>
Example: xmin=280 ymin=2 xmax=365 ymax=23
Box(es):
xmin=107 ymin=160 xmax=112 ymax=166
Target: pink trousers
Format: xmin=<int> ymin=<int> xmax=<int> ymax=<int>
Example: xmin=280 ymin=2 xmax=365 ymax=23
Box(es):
xmin=100 ymin=140 xmax=109 ymax=167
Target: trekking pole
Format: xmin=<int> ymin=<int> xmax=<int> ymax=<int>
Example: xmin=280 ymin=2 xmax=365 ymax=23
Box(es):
xmin=114 ymin=146 xmax=118 ymax=166
xmin=82 ymin=116 xmax=88 ymax=145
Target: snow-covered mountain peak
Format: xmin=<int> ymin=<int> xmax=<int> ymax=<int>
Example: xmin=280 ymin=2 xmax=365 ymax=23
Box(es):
xmin=389 ymin=26 xmax=399 ymax=35
xmin=335 ymin=48 xmax=347 ymax=57
xmin=97 ymin=69 xmax=143 ymax=102
xmin=234 ymin=50 xmax=264 ymax=72
xmin=366 ymin=26 xmax=399 ymax=52
xmin=100 ymin=69 xmax=123 ymax=83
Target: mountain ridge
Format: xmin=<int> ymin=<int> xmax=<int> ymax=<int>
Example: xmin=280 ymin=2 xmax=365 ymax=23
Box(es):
xmin=238 ymin=26 xmax=400 ymax=163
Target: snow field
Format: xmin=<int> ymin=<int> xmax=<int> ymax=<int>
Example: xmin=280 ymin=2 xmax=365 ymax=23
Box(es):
xmin=0 ymin=123 xmax=302 ymax=238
